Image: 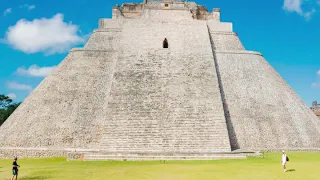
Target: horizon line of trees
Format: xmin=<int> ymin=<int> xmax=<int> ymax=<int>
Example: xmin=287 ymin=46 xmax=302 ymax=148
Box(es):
xmin=0 ymin=94 xmax=21 ymax=126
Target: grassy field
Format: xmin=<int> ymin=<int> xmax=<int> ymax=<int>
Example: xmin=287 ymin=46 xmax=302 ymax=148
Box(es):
xmin=0 ymin=152 xmax=319 ymax=180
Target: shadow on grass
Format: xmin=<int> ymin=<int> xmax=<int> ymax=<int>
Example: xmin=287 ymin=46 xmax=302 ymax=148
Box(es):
xmin=20 ymin=176 xmax=52 ymax=180
xmin=287 ymin=169 xmax=296 ymax=172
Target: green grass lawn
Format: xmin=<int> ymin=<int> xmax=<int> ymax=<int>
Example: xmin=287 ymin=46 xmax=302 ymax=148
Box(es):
xmin=0 ymin=152 xmax=319 ymax=180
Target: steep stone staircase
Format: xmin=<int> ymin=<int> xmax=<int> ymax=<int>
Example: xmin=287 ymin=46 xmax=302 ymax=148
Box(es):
xmin=98 ymin=114 xmax=232 ymax=153
xmin=97 ymin=46 xmax=232 ymax=156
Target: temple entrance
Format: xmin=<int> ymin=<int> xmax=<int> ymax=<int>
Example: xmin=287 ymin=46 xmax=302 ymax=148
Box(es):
xmin=163 ymin=38 xmax=168 ymax=48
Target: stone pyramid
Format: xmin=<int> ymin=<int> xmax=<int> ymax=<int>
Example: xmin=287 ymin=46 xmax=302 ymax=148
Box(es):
xmin=1 ymin=0 xmax=320 ymax=159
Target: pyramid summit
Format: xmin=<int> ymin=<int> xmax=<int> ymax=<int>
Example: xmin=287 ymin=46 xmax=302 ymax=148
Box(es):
xmin=312 ymin=101 xmax=320 ymax=118
xmin=1 ymin=0 xmax=320 ymax=160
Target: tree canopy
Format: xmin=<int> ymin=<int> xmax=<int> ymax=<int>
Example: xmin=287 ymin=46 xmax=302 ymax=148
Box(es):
xmin=0 ymin=95 xmax=21 ymax=126
xmin=0 ymin=95 xmax=13 ymax=109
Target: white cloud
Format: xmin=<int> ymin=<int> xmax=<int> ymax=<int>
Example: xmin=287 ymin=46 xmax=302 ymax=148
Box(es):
xmin=27 ymin=5 xmax=35 ymax=10
xmin=7 ymin=93 xmax=17 ymax=100
xmin=283 ymin=0 xmax=317 ymax=20
xmin=17 ymin=65 xmax=56 ymax=77
xmin=3 ymin=8 xmax=12 ymax=16
xmin=317 ymin=69 xmax=320 ymax=76
xmin=3 ymin=13 xmax=85 ymax=55
xmin=283 ymin=0 xmax=303 ymax=14
xmin=21 ymin=4 xmax=36 ymax=10
xmin=304 ymin=8 xmax=316 ymax=21
xmin=7 ymin=82 xmax=33 ymax=91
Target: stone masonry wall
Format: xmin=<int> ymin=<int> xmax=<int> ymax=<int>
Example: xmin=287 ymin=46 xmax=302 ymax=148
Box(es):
xmin=0 ymin=49 xmax=119 ymax=150
xmin=99 ymin=19 xmax=231 ymax=153
xmin=207 ymin=24 xmax=320 ymax=151
xmin=215 ymin=52 xmax=320 ymax=150
xmin=0 ymin=10 xmax=233 ymax=155
xmin=210 ymin=32 xmax=244 ymax=51
xmin=0 ymin=148 xmax=67 ymax=159
xmin=142 ymin=9 xmax=194 ymax=21
xmin=311 ymin=101 xmax=320 ymax=117
xmin=84 ymin=29 xmax=121 ymax=50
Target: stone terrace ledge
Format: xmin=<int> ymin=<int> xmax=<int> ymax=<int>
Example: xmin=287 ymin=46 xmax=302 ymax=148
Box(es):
xmin=0 ymin=147 xmax=98 ymax=159
xmin=209 ymin=31 xmax=238 ymax=35
xmin=94 ymin=28 xmax=122 ymax=32
xmin=0 ymin=147 xmax=99 ymax=152
xmin=258 ymin=148 xmax=320 ymax=152
xmin=71 ymin=48 xmax=114 ymax=52
xmin=70 ymin=48 xmax=263 ymax=57
xmin=0 ymin=147 xmax=262 ymax=160
xmin=214 ymin=50 xmax=262 ymax=56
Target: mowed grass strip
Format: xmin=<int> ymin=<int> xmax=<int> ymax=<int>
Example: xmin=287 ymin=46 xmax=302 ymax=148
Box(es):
xmin=0 ymin=152 xmax=319 ymax=180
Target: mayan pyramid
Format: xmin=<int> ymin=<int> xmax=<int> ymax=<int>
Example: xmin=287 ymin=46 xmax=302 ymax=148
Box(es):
xmin=1 ymin=0 xmax=320 ymax=159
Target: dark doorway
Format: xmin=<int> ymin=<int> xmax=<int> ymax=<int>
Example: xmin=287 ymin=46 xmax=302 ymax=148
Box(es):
xmin=163 ymin=38 xmax=168 ymax=48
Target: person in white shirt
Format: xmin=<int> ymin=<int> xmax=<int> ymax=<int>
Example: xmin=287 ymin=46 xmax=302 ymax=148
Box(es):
xmin=281 ymin=150 xmax=287 ymax=172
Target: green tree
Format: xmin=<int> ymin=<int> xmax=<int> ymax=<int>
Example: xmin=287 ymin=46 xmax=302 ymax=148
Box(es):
xmin=0 ymin=95 xmax=21 ymax=126
xmin=0 ymin=95 xmax=13 ymax=109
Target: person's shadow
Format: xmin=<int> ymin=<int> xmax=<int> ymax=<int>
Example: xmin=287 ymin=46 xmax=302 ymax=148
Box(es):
xmin=20 ymin=176 xmax=52 ymax=180
xmin=287 ymin=169 xmax=296 ymax=172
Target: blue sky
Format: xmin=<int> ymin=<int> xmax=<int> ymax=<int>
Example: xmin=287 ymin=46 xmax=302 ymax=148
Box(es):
xmin=0 ymin=0 xmax=319 ymax=106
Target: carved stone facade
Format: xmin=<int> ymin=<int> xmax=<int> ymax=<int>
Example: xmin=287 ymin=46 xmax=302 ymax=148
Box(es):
xmin=312 ymin=101 xmax=320 ymax=118
xmin=111 ymin=0 xmax=220 ymax=20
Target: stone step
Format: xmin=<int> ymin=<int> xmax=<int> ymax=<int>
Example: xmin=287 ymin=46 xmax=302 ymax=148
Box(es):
xmin=80 ymin=151 xmax=261 ymax=161
xmin=84 ymin=156 xmax=246 ymax=161
xmin=96 ymin=46 xmax=232 ymax=153
xmin=83 ymin=155 xmax=247 ymax=161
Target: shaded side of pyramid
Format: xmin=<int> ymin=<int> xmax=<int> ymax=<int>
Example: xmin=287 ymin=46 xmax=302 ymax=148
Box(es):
xmin=207 ymin=26 xmax=320 ymax=151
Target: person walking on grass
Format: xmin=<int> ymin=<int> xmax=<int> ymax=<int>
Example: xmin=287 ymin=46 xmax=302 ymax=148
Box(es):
xmin=281 ymin=150 xmax=289 ymax=172
xmin=11 ymin=156 xmax=20 ymax=180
